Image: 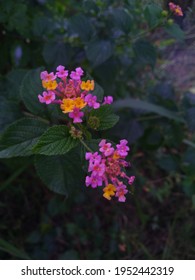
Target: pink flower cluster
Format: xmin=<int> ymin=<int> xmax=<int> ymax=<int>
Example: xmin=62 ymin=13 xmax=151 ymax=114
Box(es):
xmin=38 ymin=66 xmax=113 ymax=123
xmin=168 ymin=2 xmax=183 ymax=16
xmin=85 ymin=139 xmax=135 ymax=202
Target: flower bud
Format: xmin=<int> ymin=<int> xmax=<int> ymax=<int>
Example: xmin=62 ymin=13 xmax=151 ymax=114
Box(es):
xmin=167 ymin=19 xmax=174 ymax=25
xmin=161 ymin=10 xmax=168 ymax=17
xmin=69 ymin=126 xmax=83 ymax=139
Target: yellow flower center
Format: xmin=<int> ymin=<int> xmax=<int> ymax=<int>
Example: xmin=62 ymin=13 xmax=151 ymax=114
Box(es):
xmin=103 ymin=184 xmax=116 ymax=200
xmin=42 ymin=80 xmax=58 ymax=90
xmin=60 ymin=98 xmax=74 ymax=113
xmin=81 ymin=80 xmax=94 ymax=91
xmin=74 ymin=97 xmax=86 ymax=110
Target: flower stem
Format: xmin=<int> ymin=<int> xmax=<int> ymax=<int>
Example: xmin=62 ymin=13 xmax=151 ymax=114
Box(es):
xmin=79 ymin=139 xmax=93 ymax=153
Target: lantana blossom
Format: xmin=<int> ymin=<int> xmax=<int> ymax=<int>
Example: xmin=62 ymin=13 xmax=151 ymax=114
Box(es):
xmin=85 ymin=139 xmax=135 ymax=202
xmin=168 ymin=2 xmax=183 ymax=16
xmin=38 ymin=91 xmax=55 ymax=104
xmin=38 ymin=65 xmax=113 ymax=125
xmin=103 ymin=96 xmax=113 ymax=105
xmin=69 ymin=107 xmax=84 ymax=123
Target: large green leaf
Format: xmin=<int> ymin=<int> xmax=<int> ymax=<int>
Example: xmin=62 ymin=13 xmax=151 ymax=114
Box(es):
xmin=33 ymin=125 xmax=79 ymax=155
xmin=42 ymin=42 xmax=71 ymax=67
xmin=33 ymin=16 xmax=55 ymax=37
xmin=0 ymin=97 xmax=22 ymax=133
xmin=164 ymin=23 xmax=185 ymax=41
xmin=68 ymin=14 xmax=94 ymax=42
xmin=0 ymin=118 xmax=49 ymax=158
xmin=111 ymin=8 xmax=132 ymax=33
xmin=92 ymin=82 xmax=104 ymax=102
xmin=89 ymin=105 xmax=119 ymax=130
xmin=20 ymin=68 xmax=63 ymax=119
xmin=6 ymin=69 xmax=27 ymax=102
xmin=144 ymin=4 xmax=162 ymax=28
xmin=86 ymin=40 xmax=113 ymax=67
xmin=20 ymin=68 xmax=46 ymax=116
xmin=113 ymin=98 xmax=185 ymax=123
xmin=133 ymin=40 xmax=157 ymax=68
xmin=35 ymin=152 xmax=83 ymax=196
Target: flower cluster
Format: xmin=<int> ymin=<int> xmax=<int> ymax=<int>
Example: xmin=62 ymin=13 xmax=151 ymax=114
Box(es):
xmin=168 ymin=2 xmax=183 ymax=16
xmin=85 ymin=139 xmax=135 ymax=202
xmin=38 ymin=66 xmax=113 ymax=123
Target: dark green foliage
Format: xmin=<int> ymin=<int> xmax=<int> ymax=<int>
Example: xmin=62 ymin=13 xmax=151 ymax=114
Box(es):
xmin=33 ymin=126 xmax=79 ymax=155
xmin=0 ymin=0 xmax=195 ymax=261
xmin=35 ymin=151 xmax=83 ymax=196
xmin=0 ymin=118 xmax=49 ymax=158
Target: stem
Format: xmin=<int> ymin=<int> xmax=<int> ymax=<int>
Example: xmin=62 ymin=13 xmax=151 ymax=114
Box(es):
xmin=131 ymin=22 xmax=162 ymax=43
xmin=79 ymin=139 xmax=93 ymax=153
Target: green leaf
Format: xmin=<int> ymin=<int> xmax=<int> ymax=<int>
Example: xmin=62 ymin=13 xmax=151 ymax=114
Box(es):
xmin=89 ymin=105 xmax=119 ymax=130
xmin=0 ymin=97 xmax=22 ymax=133
xmin=33 ymin=16 xmax=55 ymax=37
xmin=34 ymin=152 xmax=83 ymax=196
xmin=92 ymin=82 xmax=104 ymax=102
xmin=111 ymin=8 xmax=132 ymax=33
xmin=86 ymin=40 xmax=113 ymax=67
xmin=6 ymin=69 xmax=27 ymax=102
xmin=20 ymin=68 xmax=62 ymax=119
xmin=144 ymin=4 xmax=162 ymax=28
xmin=133 ymin=40 xmax=157 ymax=68
xmin=43 ymin=42 xmax=71 ymax=67
xmin=157 ymin=155 xmax=179 ymax=172
xmin=183 ymin=139 xmax=195 ymax=149
xmin=113 ymin=98 xmax=185 ymax=123
xmin=164 ymin=23 xmax=185 ymax=41
xmin=182 ymin=177 xmax=195 ymax=197
xmin=20 ymin=68 xmax=45 ymax=116
xmin=33 ymin=125 xmax=79 ymax=155
xmin=0 ymin=238 xmax=30 ymax=260
xmin=69 ymin=14 xmax=94 ymax=42
xmin=0 ymin=118 xmax=49 ymax=158
xmin=141 ymin=127 xmax=164 ymax=150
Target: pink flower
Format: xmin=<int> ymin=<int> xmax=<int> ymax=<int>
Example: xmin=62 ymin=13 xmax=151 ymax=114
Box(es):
xmin=38 ymin=91 xmax=55 ymax=104
xmin=56 ymin=65 xmax=68 ymax=78
xmin=99 ymin=139 xmax=114 ymax=157
xmin=40 ymin=71 xmax=56 ymax=82
xmin=89 ymin=160 xmax=106 ymax=177
xmin=85 ymin=175 xmax=102 ymax=188
xmin=169 ymin=2 xmax=183 ymax=16
xmin=85 ymin=139 xmax=135 ymax=202
xmin=69 ymin=107 xmax=84 ymax=123
xmin=86 ymin=152 xmax=101 ymax=162
xmin=70 ymin=67 xmax=84 ymax=80
xmin=116 ymin=139 xmax=129 ymax=157
xmin=116 ymin=184 xmax=128 ymax=202
xmin=168 ymin=2 xmax=176 ymax=10
xmin=103 ymin=96 xmax=113 ymax=105
xmin=85 ymin=94 xmax=100 ymax=109
xmin=128 ymin=176 xmax=135 ymax=185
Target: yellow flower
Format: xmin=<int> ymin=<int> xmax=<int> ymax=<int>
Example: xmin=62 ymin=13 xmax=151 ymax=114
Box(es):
xmin=74 ymin=97 xmax=86 ymax=110
xmin=81 ymin=80 xmax=94 ymax=91
xmin=103 ymin=184 xmax=116 ymax=200
xmin=42 ymin=80 xmax=58 ymax=90
xmin=113 ymin=151 xmax=120 ymax=160
xmin=60 ymin=98 xmax=74 ymax=113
